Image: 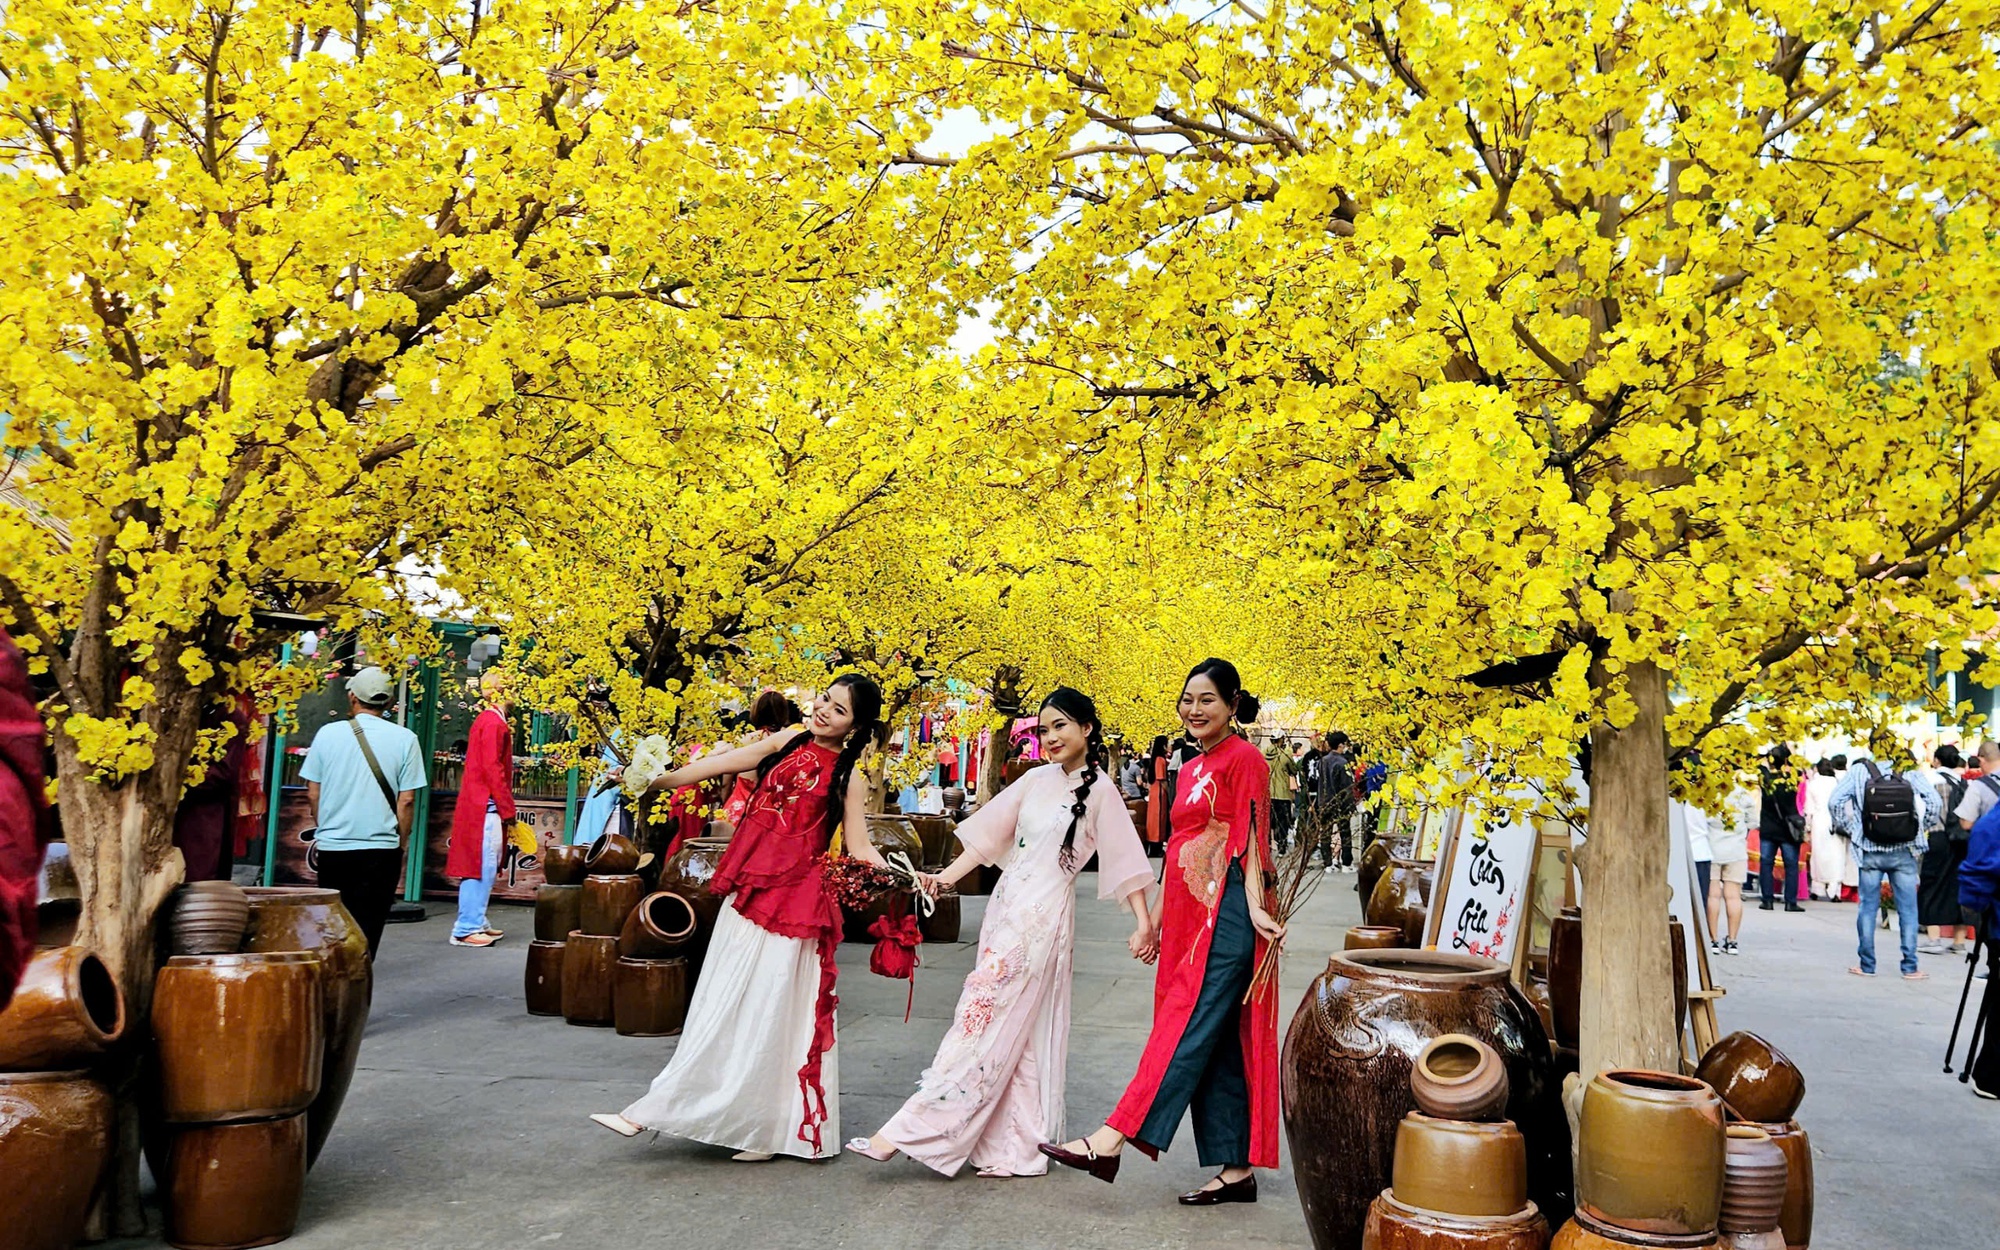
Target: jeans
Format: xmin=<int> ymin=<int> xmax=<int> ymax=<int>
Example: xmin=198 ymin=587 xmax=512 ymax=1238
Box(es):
xmin=453 ymin=805 xmax=502 ymax=939
xmin=1855 ymin=847 xmax=1921 ymax=974
xmin=316 ymin=846 xmax=404 ymax=959
xmin=1759 ymin=838 xmax=1802 ymax=906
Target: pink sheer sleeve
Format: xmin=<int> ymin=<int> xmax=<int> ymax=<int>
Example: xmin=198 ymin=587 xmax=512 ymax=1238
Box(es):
xmin=953 ymin=767 xmax=1035 ymax=865
xmin=1091 ymin=784 xmax=1154 ymax=901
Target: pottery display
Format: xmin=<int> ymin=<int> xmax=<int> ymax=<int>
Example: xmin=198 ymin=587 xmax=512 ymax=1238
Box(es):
xmin=580 ymin=873 xmax=645 ymax=937
xmin=906 ymin=814 xmax=957 ymax=868
xmin=921 ymin=892 xmax=962 ymax=944
xmin=1364 ymin=1192 xmax=1549 ymax=1250
xmin=1719 ymin=1126 xmax=1787 ymax=1236
xmin=1391 ymin=1113 xmax=1529 ymax=1218
xmin=1412 ymin=1034 xmax=1510 ymax=1121
xmin=1697 ymin=1033 xmax=1805 ymax=1125
xmin=863 ymin=814 xmax=925 ymax=865
xmin=618 ymin=892 xmax=699 ymax=959
xmin=1358 ymin=838 xmax=1396 ymax=907
xmin=239 ymin=886 xmax=372 ymax=1167
xmin=613 ymin=957 xmax=688 ymax=1037
xmin=1751 ymin=1119 xmax=1811 ymax=1249
xmin=0 ymin=1070 xmax=113 ymax=1250
xmin=1282 ymin=949 xmax=1571 ymax=1250
xmin=1365 ymin=858 xmax=1436 ymax=947
xmin=167 ymin=882 xmax=252 ymax=956
xmin=1547 ymin=907 xmax=1582 ymax=1049
xmin=1576 ymin=1069 xmax=1725 ymax=1237
xmin=584 ymin=831 xmax=641 ymax=876
xmin=532 ymin=884 xmax=583 ymax=943
xmin=0 ymin=945 xmax=126 ymax=1070
xmin=542 ymin=843 xmax=589 ymax=885
xmin=524 ymin=940 xmax=566 ymax=1016
xmin=162 ymin=1111 xmax=308 ymax=1250
xmin=1346 ymin=925 xmax=1407 ymax=952
xmin=562 ymin=932 xmax=619 ymax=1025
xmin=153 ymin=952 xmax=324 ymax=1124
xmin=1551 ymin=1211 xmax=1719 ymax=1249
xmin=656 ymin=837 xmax=730 ymax=957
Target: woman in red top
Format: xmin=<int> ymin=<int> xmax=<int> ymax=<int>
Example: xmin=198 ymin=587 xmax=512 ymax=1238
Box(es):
xmin=446 ymin=673 xmax=517 ymax=947
xmin=591 ymin=673 xmax=889 ymax=1161
xmin=1041 ymin=658 xmax=1284 ymax=1205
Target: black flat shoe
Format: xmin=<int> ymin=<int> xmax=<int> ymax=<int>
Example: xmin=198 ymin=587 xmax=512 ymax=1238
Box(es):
xmin=1039 ymin=1141 xmax=1120 ymax=1183
xmin=1784 ymin=904 xmax=1806 ymax=913
xmin=1179 ymin=1174 xmax=1257 ymax=1205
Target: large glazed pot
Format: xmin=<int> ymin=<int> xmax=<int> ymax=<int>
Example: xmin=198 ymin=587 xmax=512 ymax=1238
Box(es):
xmin=541 ymin=843 xmax=589 ymax=885
xmin=1577 ymin=1070 xmax=1725 ymax=1238
xmin=1365 ymin=859 xmax=1435 ymax=947
xmin=1357 ymin=838 xmax=1397 ymax=908
xmin=0 ymin=1070 xmax=113 ymax=1250
xmin=618 ymin=892 xmax=698 ymax=959
xmin=863 ymin=814 xmax=924 ymax=865
xmin=613 ymin=957 xmax=688 ymax=1037
xmin=584 ymin=832 xmax=641 ymax=876
xmin=1391 ymin=1113 xmax=1527 ymax=1217
xmin=1696 ymin=1033 xmax=1805 ymax=1125
xmin=525 ymin=940 xmax=565 ymax=1016
xmin=153 ymin=953 xmax=324 ymax=1124
xmin=1283 ymin=949 xmax=1571 ymax=1250
xmin=921 ymin=892 xmax=962 ymax=944
xmin=0 ymin=945 xmax=126 ymax=1069
xmin=1749 ymin=1120 xmax=1811 ymax=1250
xmin=562 ymin=932 xmax=618 ymax=1026
xmin=906 ymin=814 xmax=957 ymax=868
xmin=240 ymin=886 xmax=372 ymax=1167
xmin=1364 ymin=1192 xmax=1548 ymax=1250
xmin=163 ymin=1112 xmax=308 ymax=1250
xmin=580 ymin=874 xmax=644 ymax=937
xmin=534 ymin=884 xmax=584 ymax=943
xmin=656 ymin=837 xmax=731 ymax=980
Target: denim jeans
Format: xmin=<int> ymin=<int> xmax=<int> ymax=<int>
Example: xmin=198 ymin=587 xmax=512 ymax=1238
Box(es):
xmin=453 ymin=804 xmax=501 ymax=939
xmin=1855 ymin=846 xmax=1922 ymax=974
xmin=1758 ymin=838 xmax=1802 ymax=906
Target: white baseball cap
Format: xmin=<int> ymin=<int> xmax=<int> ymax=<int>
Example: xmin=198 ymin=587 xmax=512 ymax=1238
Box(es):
xmin=347 ymin=667 xmax=395 ymax=707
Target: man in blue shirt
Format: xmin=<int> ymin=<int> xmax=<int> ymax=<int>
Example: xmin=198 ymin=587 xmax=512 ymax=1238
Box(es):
xmin=1828 ymin=733 xmax=1940 ymax=980
xmin=299 ymin=668 xmax=427 ymax=958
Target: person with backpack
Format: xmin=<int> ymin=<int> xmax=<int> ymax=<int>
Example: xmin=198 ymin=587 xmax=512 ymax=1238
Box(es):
xmin=1828 ymin=732 xmax=1942 ymax=980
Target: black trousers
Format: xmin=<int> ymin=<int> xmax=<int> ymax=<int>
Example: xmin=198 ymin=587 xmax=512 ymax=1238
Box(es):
xmin=1314 ymin=804 xmax=1354 ymax=867
xmin=1270 ymin=799 xmax=1294 ymax=853
xmin=1135 ymin=864 xmax=1256 ymax=1167
xmin=315 ymin=847 xmax=404 ymax=960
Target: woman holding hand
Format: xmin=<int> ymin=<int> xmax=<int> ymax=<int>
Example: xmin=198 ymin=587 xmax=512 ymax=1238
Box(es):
xmin=848 ymin=686 xmax=1157 ymax=1177
xmin=1040 ymin=658 xmax=1284 ymax=1206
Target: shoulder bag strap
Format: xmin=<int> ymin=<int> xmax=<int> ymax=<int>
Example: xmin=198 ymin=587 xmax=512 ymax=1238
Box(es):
xmin=349 ymin=717 xmax=400 ymax=815
xmin=1983 ymin=775 xmax=2000 ymax=798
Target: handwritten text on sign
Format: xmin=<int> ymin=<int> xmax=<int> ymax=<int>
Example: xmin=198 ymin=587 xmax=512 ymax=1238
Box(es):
xmin=1435 ymin=812 xmax=1540 ymax=962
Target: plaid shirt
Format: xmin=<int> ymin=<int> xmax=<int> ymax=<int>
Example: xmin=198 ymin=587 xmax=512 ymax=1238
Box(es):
xmin=1827 ymin=758 xmax=1940 ymax=859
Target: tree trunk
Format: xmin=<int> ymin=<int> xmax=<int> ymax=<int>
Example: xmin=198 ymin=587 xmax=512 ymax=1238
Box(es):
xmin=1578 ymin=656 xmax=1680 ymax=1080
xmin=978 ymin=664 xmax=1028 ymax=805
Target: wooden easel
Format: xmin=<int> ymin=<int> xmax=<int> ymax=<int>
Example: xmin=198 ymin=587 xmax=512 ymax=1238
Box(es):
xmin=1683 ymin=849 xmax=1725 ymax=1062
xmin=1509 ymin=823 xmax=1576 ymax=992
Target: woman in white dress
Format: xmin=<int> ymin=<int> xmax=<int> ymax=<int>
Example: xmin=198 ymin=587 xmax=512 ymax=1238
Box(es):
xmin=1804 ymin=757 xmax=1847 ymax=901
xmin=847 ymin=686 xmax=1158 ymax=1177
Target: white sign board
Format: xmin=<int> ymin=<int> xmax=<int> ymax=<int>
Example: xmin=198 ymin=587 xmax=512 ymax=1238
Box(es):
xmin=1428 ymin=799 xmax=1540 ymax=962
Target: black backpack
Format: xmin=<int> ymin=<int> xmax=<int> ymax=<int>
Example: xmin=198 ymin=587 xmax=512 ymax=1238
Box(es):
xmin=1942 ymin=772 xmax=1970 ymax=843
xmin=1860 ymin=762 xmax=1920 ymax=845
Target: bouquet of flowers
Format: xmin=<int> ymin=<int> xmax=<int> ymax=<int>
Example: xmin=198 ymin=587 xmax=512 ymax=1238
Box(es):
xmin=622 ymin=735 xmax=673 ymax=797
xmin=820 ymin=855 xmax=901 ymax=910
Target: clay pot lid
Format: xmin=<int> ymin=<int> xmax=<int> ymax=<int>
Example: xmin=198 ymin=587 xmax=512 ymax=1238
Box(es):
xmin=1334 ymin=949 xmax=1509 ymax=982
xmin=163 ymin=950 xmax=321 ymax=968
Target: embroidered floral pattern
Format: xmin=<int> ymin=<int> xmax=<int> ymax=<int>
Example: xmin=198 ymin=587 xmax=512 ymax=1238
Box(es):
xmin=744 ymin=746 xmax=828 ymax=831
xmin=956 ymin=940 xmax=1027 ymax=1038
xmin=1178 ymin=816 xmax=1231 ymax=902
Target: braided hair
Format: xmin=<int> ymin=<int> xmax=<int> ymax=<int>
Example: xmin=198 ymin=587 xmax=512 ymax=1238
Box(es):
xmin=1041 ymin=686 xmax=1106 ymax=873
xmin=755 ymin=673 xmax=884 ymax=838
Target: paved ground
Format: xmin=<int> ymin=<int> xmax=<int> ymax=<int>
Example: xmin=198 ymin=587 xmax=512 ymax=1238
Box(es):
xmin=109 ymin=870 xmax=1998 ymax=1249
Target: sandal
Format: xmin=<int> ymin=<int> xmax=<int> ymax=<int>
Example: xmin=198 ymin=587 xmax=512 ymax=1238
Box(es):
xmin=1847 ymin=966 xmax=1874 ymax=977
xmin=845 ymin=1137 xmax=898 ymax=1161
xmin=450 ymin=931 xmax=503 ymax=947
xmin=590 ymin=1113 xmax=643 ymax=1138
xmin=1903 ymin=970 xmax=1931 ymax=981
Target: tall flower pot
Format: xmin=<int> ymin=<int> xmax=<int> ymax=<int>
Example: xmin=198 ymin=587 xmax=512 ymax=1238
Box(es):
xmin=561 ymin=932 xmax=618 ymax=1026
xmin=525 ymin=940 xmax=566 ymax=1016
xmin=1390 ymin=1113 xmax=1528 ymax=1217
xmin=162 ymin=1112 xmax=308 ymax=1250
xmin=152 ymin=953 xmax=325 ymax=1124
xmin=581 ymin=874 xmax=645 ymax=937
xmin=617 ymin=892 xmax=698 ymax=960
xmin=1749 ymin=1120 xmax=1811 ymax=1250
xmin=534 ymin=884 xmax=585 ymax=943
xmin=1283 ymin=949 xmax=1571 ymax=1250
xmin=0 ymin=945 xmax=126 ymax=1069
xmin=1365 ymin=859 xmax=1436 ymax=947
xmin=239 ymin=886 xmax=372 ymax=1167
xmin=1695 ymin=1033 xmax=1805 ymax=1126
xmin=0 ymin=1070 xmax=113 ymax=1250
xmin=1576 ymin=1070 xmax=1725 ymax=1238
xmin=1364 ymin=1192 xmax=1549 ymax=1250
xmin=613 ymin=957 xmax=688 ymax=1037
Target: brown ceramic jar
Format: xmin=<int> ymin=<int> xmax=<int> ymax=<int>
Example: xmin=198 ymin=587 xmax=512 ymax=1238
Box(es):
xmin=562 ymin=932 xmax=619 ymax=1025
xmin=863 ymin=814 xmax=925 ymax=865
xmin=1282 ymin=949 xmax=1571 ymax=1250
xmin=0 ymin=945 xmax=126 ymax=1070
xmin=1391 ymin=1113 xmax=1528 ymax=1217
xmin=1364 ymin=1191 xmax=1548 ymax=1250
xmin=1577 ymin=1070 xmax=1725 ymax=1237
xmin=584 ymin=831 xmax=641 ymax=876
xmin=239 ymin=886 xmax=373 ymax=1166
xmin=580 ymin=873 xmax=645 ymax=936
xmin=920 ymin=892 xmax=962 ymax=944
xmin=541 ymin=843 xmax=589 ymax=885
xmin=613 ymin=956 xmax=688 ymax=1036
xmin=1345 ymin=925 xmax=1407 ymax=952
xmin=619 ymin=891 xmax=699 ymax=959
xmin=1547 ymin=907 xmax=1583 ymax=1050
xmin=152 ymin=952 xmax=325 ymax=1124
xmin=1551 ymin=1211 xmax=1721 ymax=1248
xmin=162 ymin=1112 xmax=308 ymax=1250
xmin=656 ymin=837 xmax=730 ymax=973
xmin=1357 ymin=837 xmax=1396 ymax=907
xmin=1719 ymin=1126 xmax=1787 ymax=1235
xmin=534 ymin=883 xmax=584 ymax=942
xmin=1751 ymin=1119 xmax=1811 ymax=1249
xmin=1696 ymin=1033 xmax=1805 ymax=1125
xmin=1411 ymin=1033 xmax=1510 ymax=1121
xmin=167 ymin=883 xmax=252 ymax=956
xmin=1365 ymin=858 xmax=1436 ymax=947
xmin=525 ymin=940 xmax=566 ymax=1016
xmin=906 ymin=813 xmax=957 ymax=868
xmin=0 ymin=1070 xmax=113 ymax=1250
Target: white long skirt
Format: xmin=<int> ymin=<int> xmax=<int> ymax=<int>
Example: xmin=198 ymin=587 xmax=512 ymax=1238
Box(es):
xmin=619 ymin=898 xmax=838 ymax=1159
